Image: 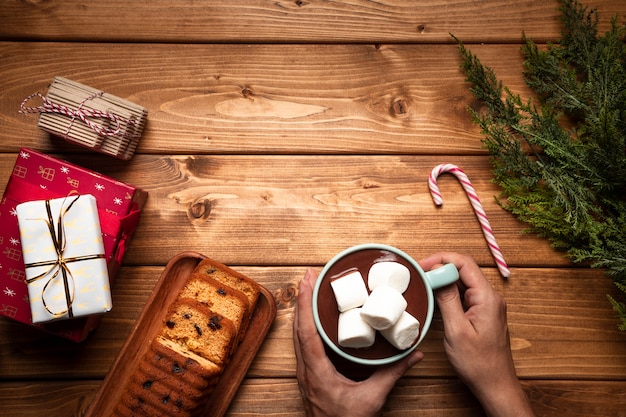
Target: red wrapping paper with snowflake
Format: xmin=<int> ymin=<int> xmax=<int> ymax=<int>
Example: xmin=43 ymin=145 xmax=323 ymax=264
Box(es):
xmin=0 ymin=148 xmax=147 ymax=341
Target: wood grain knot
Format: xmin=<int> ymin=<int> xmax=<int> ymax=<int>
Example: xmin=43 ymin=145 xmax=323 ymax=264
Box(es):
xmin=359 ymin=178 xmax=380 ymax=189
xmin=242 ymin=87 xmax=254 ymax=98
xmin=417 ymin=24 xmax=427 ymax=33
xmin=392 ymin=99 xmax=409 ymax=116
xmin=188 ymin=198 xmax=213 ymax=220
xmin=277 ymin=285 xmax=297 ymax=309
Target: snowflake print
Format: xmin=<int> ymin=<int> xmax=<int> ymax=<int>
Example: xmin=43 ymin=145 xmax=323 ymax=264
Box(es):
xmin=19 ymin=151 xmax=30 ymax=159
xmin=3 ymin=287 xmax=16 ymax=297
xmin=39 ymin=185 xmax=47 ymax=189
xmin=10 ymin=207 xmax=17 ymax=216
xmin=113 ymin=197 xmax=123 ymax=205
xmin=95 ymin=183 xmax=105 ymax=191
xmin=9 ymin=237 xmax=19 ymax=246
xmin=60 ymin=166 xmax=70 ymax=174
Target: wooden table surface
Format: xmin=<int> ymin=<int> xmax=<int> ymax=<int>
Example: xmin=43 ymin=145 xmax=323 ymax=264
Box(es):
xmin=1 ymin=1 xmax=626 ymax=416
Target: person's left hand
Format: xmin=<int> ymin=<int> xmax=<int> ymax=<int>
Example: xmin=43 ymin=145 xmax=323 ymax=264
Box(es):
xmin=293 ymin=268 xmax=424 ymax=417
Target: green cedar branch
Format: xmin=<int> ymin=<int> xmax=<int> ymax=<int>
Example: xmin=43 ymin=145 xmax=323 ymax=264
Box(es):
xmin=455 ymin=0 xmax=626 ymax=330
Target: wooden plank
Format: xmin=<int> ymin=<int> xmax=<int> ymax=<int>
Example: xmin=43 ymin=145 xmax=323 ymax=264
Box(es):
xmin=1 ymin=378 xmax=625 ymax=417
xmin=1 ymin=153 xmax=564 ymax=266
xmin=1 ymin=266 xmax=624 ymax=380
xmin=0 ymin=0 xmax=623 ymax=43
xmin=1 ymin=42 xmax=534 ymax=155
xmin=228 ymin=379 xmax=626 ymax=417
xmin=0 ymin=381 xmax=101 ymax=417
xmin=1 ymin=2 xmax=625 ymax=417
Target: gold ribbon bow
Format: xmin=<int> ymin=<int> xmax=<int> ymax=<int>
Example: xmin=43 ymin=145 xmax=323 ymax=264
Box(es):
xmin=24 ymin=195 xmax=105 ymax=318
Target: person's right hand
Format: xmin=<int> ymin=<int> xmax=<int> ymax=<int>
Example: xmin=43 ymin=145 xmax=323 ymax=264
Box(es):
xmin=420 ymin=253 xmax=535 ymax=417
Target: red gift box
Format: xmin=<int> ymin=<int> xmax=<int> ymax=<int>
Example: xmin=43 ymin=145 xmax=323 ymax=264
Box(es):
xmin=0 ymin=148 xmax=147 ymax=341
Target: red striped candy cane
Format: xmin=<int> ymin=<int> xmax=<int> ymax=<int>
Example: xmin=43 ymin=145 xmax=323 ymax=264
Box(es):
xmin=429 ymin=164 xmax=510 ymax=278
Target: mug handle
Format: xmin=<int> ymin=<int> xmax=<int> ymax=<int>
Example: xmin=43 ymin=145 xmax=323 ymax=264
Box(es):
xmin=424 ymin=263 xmax=459 ymax=290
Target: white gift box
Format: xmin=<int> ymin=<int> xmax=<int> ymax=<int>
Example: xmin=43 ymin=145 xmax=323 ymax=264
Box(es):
xmin=16 ymin=194 xmax=111 ymax=323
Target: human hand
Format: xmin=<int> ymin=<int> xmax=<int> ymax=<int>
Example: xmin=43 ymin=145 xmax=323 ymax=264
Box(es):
xmin=293 ymin=268 xmax=423 ymax=417
xmin=420 ymin=253 xmax=534 ymax=417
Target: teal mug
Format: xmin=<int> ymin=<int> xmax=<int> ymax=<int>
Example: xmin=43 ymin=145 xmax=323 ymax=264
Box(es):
xmin=312 ymin=243 xmax=459 ymax=366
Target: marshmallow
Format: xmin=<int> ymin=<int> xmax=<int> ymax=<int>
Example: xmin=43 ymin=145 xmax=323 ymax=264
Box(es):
xmin=337 ymin=308 xmax=376 ymax=349
xmin=360 ymin=286 xmax=407 ymax=330
xmin=330 ymin=271 xmax=369 ymax=312
xmin=367 ymin=261 xmax=411 ymax=293
xmin=380 ymin=311 xmax=420 ymax=350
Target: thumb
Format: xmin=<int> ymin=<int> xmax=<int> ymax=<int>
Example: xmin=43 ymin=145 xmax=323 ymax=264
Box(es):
xmin=435 ymin=283 xmax=466 ymax=332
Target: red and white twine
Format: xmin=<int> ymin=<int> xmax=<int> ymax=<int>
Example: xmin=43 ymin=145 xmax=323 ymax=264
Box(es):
xmin=429 ymin=164 xmax=510 ymax=278
xmin=19 ymin=93 xmax=140 ymax=138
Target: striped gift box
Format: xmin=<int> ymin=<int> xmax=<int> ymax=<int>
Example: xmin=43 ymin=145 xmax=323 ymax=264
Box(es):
xmin=21 ymin=77 xmax=148 ymax=160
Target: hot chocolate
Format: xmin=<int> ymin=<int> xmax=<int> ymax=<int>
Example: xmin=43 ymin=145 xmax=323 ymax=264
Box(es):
xmin=316 ymin=248 xmax=428 ymax=360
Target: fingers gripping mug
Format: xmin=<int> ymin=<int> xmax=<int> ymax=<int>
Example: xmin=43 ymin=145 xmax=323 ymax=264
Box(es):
xmin=312 ymin=243 xmax=459 ymax=366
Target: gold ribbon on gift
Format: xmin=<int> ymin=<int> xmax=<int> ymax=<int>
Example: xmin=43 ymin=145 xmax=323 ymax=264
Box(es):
xmin=24 ymin=195 xmax=105 ymax=319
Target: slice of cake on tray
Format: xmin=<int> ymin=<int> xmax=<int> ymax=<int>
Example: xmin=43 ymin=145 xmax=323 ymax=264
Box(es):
xmin=179 ymin=274 xmax=250 ymax=342
xmin=194 ymin=258 xmax=261 ymax=318
xmin=161 ymin=298 xmax=237 ymax=367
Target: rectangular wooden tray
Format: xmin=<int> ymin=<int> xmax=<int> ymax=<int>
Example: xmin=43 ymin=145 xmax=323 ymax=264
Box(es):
xmin=84 ymin=252 xmax=276 ymax=417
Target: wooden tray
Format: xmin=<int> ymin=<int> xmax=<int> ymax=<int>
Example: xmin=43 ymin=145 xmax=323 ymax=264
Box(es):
xmin=84 ymin=252 xmax=277 ymax=417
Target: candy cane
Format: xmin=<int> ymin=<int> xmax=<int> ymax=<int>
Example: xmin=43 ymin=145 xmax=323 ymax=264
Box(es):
xmin=429 ymin=164 xmax=510 ymax=278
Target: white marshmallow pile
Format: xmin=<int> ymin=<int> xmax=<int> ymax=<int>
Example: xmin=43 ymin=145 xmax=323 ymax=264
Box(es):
xmin=330 ymin=261 xmax=421 ymax=350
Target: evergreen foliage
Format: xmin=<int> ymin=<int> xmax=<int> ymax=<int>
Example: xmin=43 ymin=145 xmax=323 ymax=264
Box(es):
xmin=455 ymin=0 xmax=626 ymax=330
